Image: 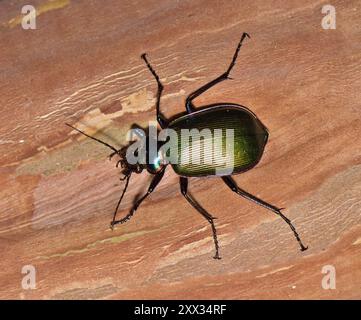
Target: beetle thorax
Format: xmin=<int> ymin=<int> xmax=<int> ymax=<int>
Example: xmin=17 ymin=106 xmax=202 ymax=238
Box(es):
xmin=146 ymin=148 xmax=165 ymax=174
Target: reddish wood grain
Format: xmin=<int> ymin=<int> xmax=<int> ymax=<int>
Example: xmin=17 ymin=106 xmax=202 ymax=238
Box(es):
xmin=0 ymin=0 xmax=360 ymax=299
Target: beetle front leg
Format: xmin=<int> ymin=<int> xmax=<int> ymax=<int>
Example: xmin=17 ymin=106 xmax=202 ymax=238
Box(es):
xmin=111 ymin=168 xmax=165 ymax=228
xmin=141 ymin=53 xmax=168 ymax=129
xmin=185 ymin=32 xmax=250 ymax=113
xmin=180 ymin=177 xmax=221 ymax=259
xmin=222 ymin=176 xmax=308 ymax=251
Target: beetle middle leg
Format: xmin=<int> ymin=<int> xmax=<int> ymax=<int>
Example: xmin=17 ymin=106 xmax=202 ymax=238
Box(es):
xmin=110 ymin=167 xmax=166 ymax=228
xmin=185 ymin=32 xmax=250 ymax=113
xmin=141 ymin=53 xmax=168 ymax=129
xmin=222 ymin=176 xmax=308 ymax=251
xmin=180 ymin=177 xmax=221 ymax=259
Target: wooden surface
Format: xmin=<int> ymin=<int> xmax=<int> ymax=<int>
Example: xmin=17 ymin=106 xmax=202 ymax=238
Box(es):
xmin=0 ymin=0 xmax=360 ymax=299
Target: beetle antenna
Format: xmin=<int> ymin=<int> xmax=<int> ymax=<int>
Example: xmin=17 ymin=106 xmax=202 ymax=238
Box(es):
xmin=66 ymin=123 xmax=119 ymax=154
xmin=110 ymin=173 xmax=132 ymax=229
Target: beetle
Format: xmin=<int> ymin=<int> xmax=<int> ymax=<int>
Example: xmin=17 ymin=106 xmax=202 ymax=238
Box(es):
xmin=66 ymin=33 xmax=308 ymax=259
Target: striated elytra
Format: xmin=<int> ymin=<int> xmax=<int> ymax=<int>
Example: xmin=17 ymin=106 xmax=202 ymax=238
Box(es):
xmin=66 ymin=33 xmax=308 ymax=260
xmin=168 ymin=103 xmax=269 ymax=177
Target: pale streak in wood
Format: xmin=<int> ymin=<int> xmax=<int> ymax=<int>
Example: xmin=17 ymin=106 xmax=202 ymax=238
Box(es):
xmin=0 ymin=0 xmax=360 ymax=299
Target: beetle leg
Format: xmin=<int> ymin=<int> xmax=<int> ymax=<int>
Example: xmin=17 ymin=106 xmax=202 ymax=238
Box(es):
xmin=110 ymin=168 xmax=165 ymax=228
xmin=185 ymin=32 xmax=250 ymax=113
xmin=110 ymin=173 xmax=132 ymax=229
xmin=180 ymin=177 xmax=221 ymax=259
xmin=222 ymin=176 xmax=308 ymax=252
xmin=141 ymin=53 xmax=168 ymax=129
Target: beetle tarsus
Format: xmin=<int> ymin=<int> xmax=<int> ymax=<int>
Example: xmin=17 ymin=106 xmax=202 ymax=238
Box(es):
xmin=185 ymin=32 xmax=250 ymax=114
xmin=243 ymin=32 xmax=250 ymax=39
xmin=278 ymin=211 xmax=308 ymax=252
xmin=112 ymin=211 xmax=134 ymax=226
xmin=110 ymin=173 xmax=132 ymax=226
xmin=210 ymin=219 xmax=221 ymax=259
xmin=225 ymin=31 xmax=250 ymax=76
xmin=141 ymin=52 xmax=168 ymax=129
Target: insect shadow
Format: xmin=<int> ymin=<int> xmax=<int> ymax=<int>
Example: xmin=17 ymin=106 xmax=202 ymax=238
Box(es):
xmin=66 ymin=32 xmax=308 ymax=259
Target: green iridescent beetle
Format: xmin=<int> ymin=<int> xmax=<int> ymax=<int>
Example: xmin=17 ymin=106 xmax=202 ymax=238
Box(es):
xmin=67 ymin=33 xmax=308 ymax=259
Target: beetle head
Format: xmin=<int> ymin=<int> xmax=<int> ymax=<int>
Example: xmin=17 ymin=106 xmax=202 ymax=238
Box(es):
xmin=112 ymin=145 xmax=143 ymax=179
xmin=117 ymin=132 xmax=166 ymax=177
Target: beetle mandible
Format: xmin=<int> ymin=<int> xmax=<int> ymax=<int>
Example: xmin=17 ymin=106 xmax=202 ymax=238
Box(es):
xmin=67 ymin=33 xmax=308 ymax=259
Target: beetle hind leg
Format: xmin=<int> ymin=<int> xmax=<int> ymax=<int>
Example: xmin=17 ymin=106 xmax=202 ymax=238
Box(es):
xmin=222 ymin=176 xmax=308 ymax=252
xmin=185 ymin=32 xmax=250 ymax=113
xmin=180 ymin=177 xmax=221 ymax=259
